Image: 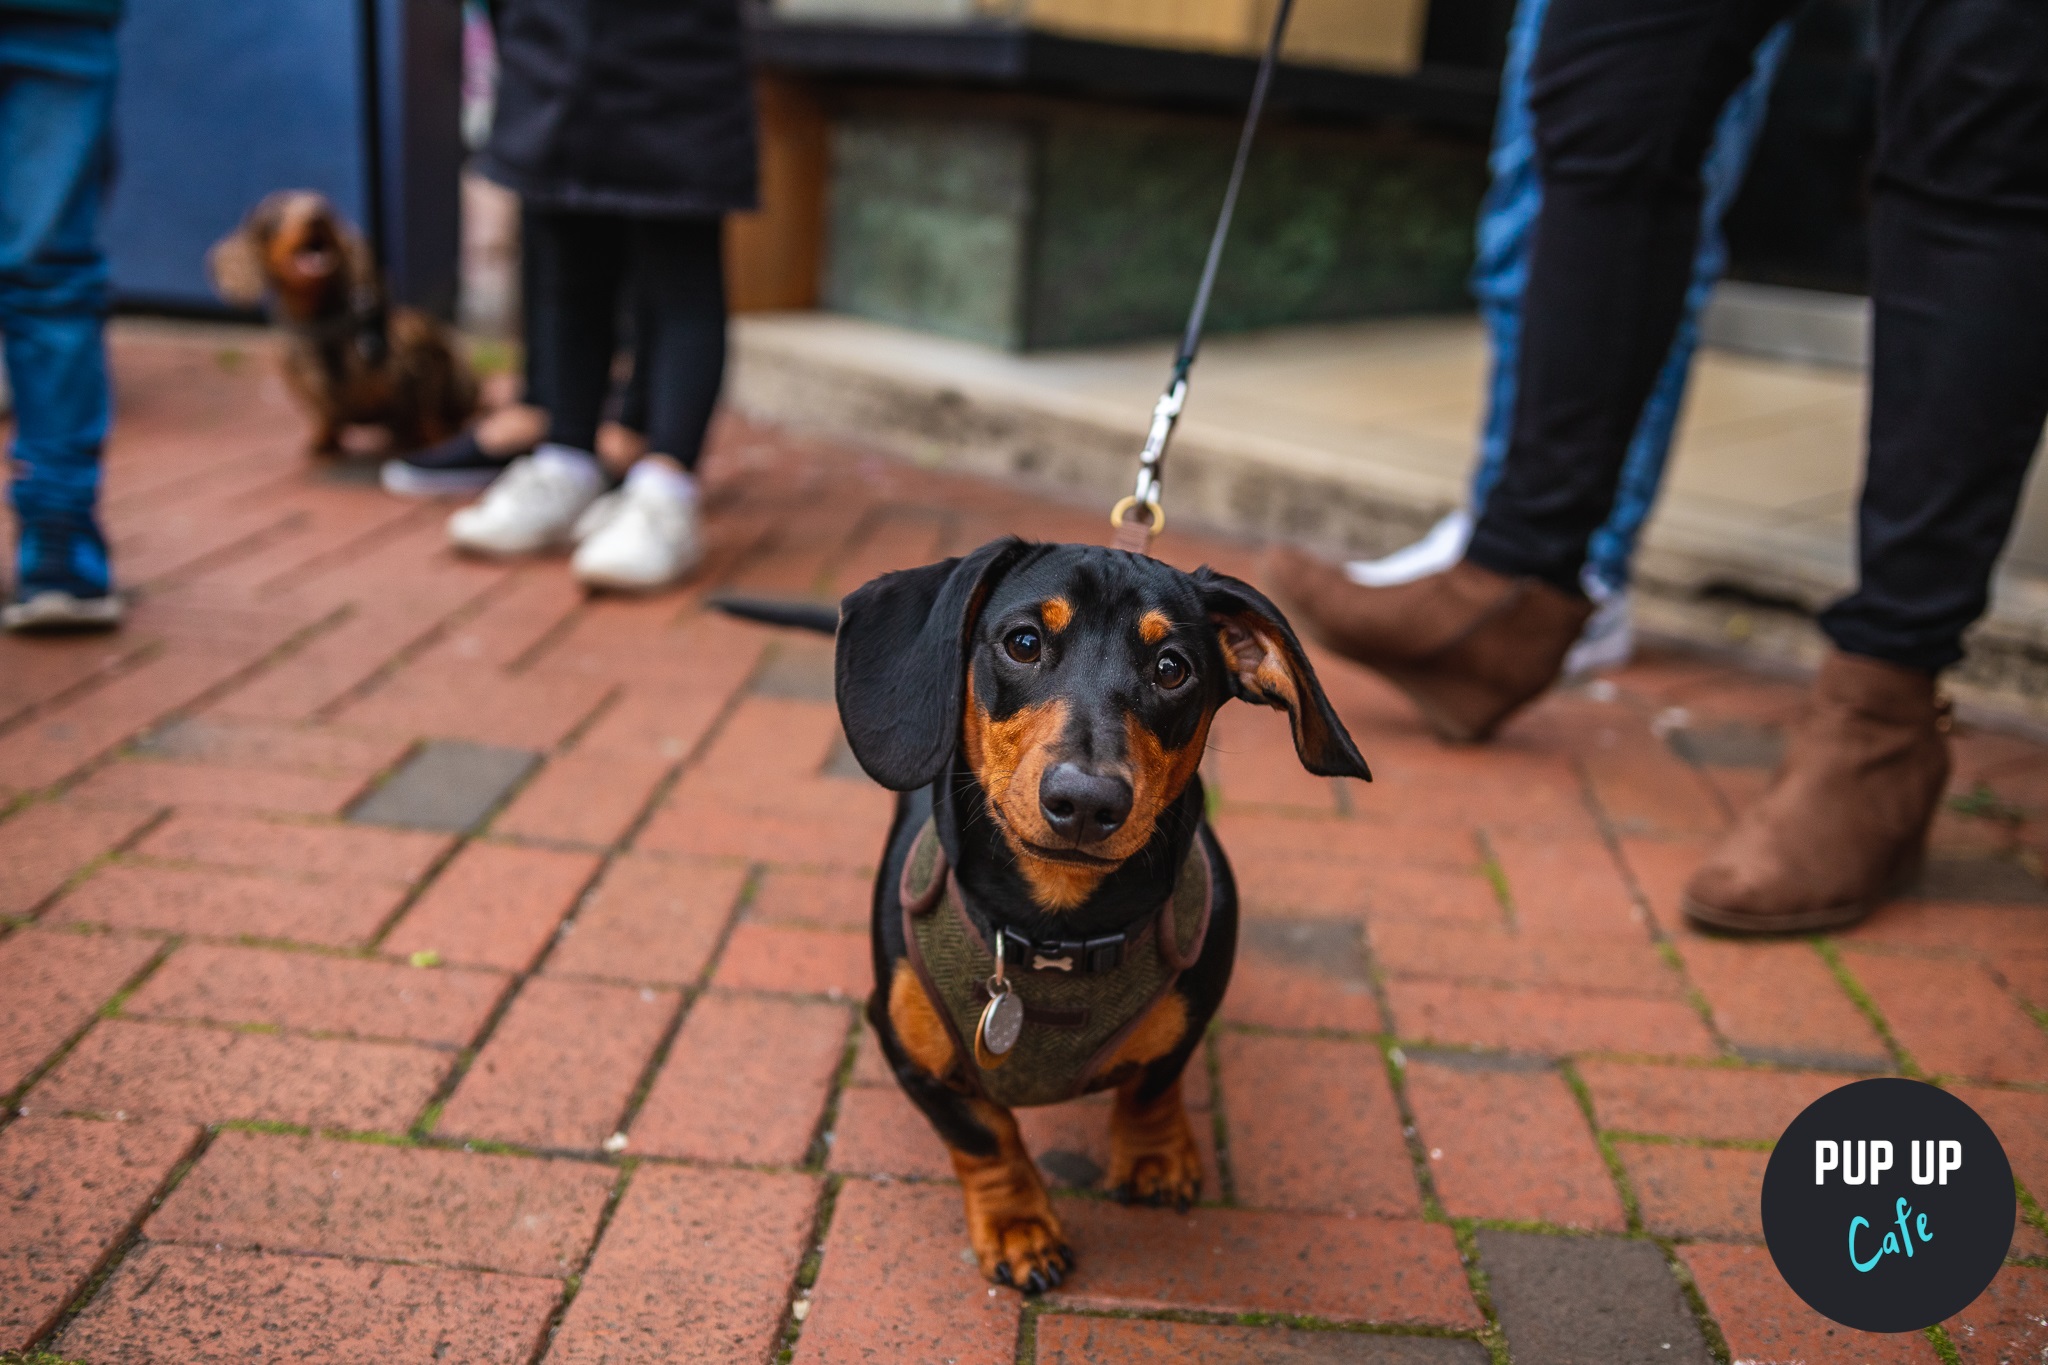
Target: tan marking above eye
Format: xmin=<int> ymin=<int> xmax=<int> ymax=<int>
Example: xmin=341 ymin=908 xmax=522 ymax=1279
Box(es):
xmin=1138 ymin=610 xmax=1172 ymax=645
xmin=1041 ymin=597 xmax=1074 ymax=633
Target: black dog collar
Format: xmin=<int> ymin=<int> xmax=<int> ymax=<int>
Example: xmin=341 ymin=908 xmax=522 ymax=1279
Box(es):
xmin=997 ymin=927 xmax=1128 ymax=976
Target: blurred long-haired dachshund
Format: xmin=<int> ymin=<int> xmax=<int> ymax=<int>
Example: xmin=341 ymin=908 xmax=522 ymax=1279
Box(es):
xmin=208 ymin=190 xmax=476 ymax=455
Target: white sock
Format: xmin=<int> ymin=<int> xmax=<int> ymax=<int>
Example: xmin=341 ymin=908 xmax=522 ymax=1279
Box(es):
xmin=625 ymin=458 xmax=697 ymax=503
xmin=532 ymin=443 xmax=606 ymax=492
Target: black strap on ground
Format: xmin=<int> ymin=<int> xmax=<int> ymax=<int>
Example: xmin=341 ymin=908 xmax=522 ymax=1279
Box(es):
xmin=1112 ymin=0 xmax=1297 ymax=554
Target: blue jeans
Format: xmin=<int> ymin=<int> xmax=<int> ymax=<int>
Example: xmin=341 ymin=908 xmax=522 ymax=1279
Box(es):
xmin=1467 ymin=0 xmax=1790 ymax=595
xmin=1 ymin=16 xmax=116 ymax=596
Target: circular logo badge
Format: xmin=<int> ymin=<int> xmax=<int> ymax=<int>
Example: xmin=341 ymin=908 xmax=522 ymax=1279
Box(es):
xmin=1761 ymin=1078 xmax=2013 ymax=1333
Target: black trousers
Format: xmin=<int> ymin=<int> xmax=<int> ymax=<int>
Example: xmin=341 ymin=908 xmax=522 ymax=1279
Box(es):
xmin=1466 ymin=0 xmax=2048 ymax=672
xmin=521 ymin=209 xmax=727 ymax=472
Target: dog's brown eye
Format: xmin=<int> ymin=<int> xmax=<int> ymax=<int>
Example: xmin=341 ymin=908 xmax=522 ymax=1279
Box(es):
xmin=1155 ymin=651 xmax=1190 ymax=690
xmin=1004 ymin=628 xmax=1041 ymax=664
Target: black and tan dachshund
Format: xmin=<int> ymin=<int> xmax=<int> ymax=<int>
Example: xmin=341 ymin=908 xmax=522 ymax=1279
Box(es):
xmin=728 ymin=538 xmax=1370 ymax=1293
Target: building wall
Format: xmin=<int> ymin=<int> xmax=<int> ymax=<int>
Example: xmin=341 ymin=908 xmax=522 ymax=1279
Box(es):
xmin=823 ymin=94 xmax=1485 ymax=350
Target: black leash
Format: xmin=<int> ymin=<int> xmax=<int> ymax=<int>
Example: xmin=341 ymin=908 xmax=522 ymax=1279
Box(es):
xmin=1111 ymin=0 xmax=1297 ymax=554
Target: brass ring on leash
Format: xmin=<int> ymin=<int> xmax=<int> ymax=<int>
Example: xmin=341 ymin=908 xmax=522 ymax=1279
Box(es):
xmin=1108 ymin=496 xmax=1165 ymax=537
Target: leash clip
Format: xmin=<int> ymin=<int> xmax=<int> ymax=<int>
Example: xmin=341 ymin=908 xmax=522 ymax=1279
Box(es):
xmin=1109 ymin=376 xmax=1183 ymax=549
xmin=1104 ymin=0 xmax=1293 ymax=557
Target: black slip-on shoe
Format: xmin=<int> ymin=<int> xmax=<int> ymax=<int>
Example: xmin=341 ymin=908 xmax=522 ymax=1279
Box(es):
xmin=382 ymin=430 xmax=522 ymax=497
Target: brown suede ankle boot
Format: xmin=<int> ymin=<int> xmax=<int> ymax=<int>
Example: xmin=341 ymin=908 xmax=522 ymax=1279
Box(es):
xmin=1683 ymin=650 xmax=1951 ymax=934
xmin=1263 ymin=550 xmax=1592 ymax=742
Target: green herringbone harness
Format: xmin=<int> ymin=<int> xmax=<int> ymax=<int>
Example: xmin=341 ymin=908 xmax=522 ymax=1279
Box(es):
xmin=898 ymin=816 xmax=1213 ymax=1109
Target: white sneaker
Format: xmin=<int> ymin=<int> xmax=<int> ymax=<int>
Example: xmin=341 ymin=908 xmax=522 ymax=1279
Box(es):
xmin=447 ymin=445 xmax=605 ymax=556
xmin=570 ymin=490 xmax=626 ymax=545
xmin=1345 ymin=509 xmax=1473 ymax=587
xmin=571 ymin=465 xmax=702 ymax=591
xmin=1564 ymin=573 xmax=1635 ymax=676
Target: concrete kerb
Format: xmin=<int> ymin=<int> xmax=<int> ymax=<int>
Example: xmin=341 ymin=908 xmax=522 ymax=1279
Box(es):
xmin=729 ymin=315 xmax=2048 ymax=731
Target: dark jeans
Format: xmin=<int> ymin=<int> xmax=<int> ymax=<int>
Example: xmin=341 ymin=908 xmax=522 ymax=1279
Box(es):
xmin=521 ymin=209 xmax=727 ymax=472
xmin=1466 ymin=0 xmax=2048 ymax=672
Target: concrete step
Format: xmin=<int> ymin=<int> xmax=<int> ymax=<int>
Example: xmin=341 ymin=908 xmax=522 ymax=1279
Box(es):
xmin=729 ymin=310 xmax=2048 ymax=731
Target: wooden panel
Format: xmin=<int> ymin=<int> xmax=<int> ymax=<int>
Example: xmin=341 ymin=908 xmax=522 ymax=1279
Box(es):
xmin=727 ymin=75 xmax=831 ymax=314
xmin=1282 ymin=0 xmax=1429 ymax=72
xmin=1025 ymin=0 xmax=1259 ymax=52
xmin=1021 ymin=0 xmax=1426 ymax=72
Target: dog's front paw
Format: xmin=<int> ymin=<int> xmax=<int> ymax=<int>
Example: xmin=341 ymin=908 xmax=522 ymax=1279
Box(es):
xmin=1108 ymin=1083 xmax=1203 ymax=1211
xmin=971 ymin=1205 xmax=1073 ymax=1294
xmin=949 ymin=1101 xmax=1075 ymax=1295
xmin=1108 ymin=1140 xmax=1203 ymax=1210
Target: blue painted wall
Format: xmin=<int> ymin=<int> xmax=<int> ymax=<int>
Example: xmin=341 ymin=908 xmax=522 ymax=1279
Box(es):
xmin=104 ymin=0 xmax=459 ymax=315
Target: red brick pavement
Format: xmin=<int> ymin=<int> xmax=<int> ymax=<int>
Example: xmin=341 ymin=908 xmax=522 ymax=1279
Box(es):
xmin=1 ymin=326 xmax=2044 ymax=1360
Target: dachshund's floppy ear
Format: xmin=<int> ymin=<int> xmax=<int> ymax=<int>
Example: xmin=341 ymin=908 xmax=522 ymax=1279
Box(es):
xmin=206 ymin=226 xmax=268 ymax=306
xmin=206 ymin=193 xmax=285 ymax=306
xmin=1196 ymin=567 xmax=1371 ymax=781
xmin=836 ymin=537 xmax=1033 ymax=791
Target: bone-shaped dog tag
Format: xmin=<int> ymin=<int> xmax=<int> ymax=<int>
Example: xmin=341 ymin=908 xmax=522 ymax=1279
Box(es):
xmin=975 ymin=978 xmax=1023 ymax=1070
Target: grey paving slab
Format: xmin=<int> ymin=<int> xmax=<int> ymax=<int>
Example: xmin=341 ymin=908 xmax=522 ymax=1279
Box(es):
xmin=751 ymin=637 xmax=837 ymax=702
xmin=347 ymin=741 xmax=539 ymax=833
xmin=1477 ymin=1230 xmax=1711 ymax=1365
xmin=1907 ymin=856 xmax=2048 ymax=905
xmin=129 ymin=717 xmax=232 ymax=759
xmin=1035 ymin=1148 xmax=1104 ymax=1191
xmin=820 ymin=734 xmax=871 ymax=783
xmin=1666 ymin=722 xmax=1784 ymax=770
xmin=1241 ymin=918 xmax=1372 ymax=988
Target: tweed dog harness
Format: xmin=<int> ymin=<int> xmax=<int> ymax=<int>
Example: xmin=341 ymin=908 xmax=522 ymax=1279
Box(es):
xmin=898 ymin=812 xmax=1214 ymax=1108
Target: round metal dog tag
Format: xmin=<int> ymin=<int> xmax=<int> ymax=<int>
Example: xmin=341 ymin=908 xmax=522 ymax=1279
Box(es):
xmin=975 ymin=986 xmax=1024 ymax=1069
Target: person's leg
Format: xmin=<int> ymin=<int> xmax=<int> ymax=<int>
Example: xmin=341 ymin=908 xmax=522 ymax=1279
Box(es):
xmin=1584 ymin=17 xmax=1792 ymax=596
xmin=1268 ymin=0 xmax=1791 ymax=740
xmin=1465 ymin=0 xmax=1550 ymax=516
xmin=571 ymin=216 xmax=726 ymax=591
xmin=1344 ymin=0 xmax=1545 ymax=590
xmin=1815 ymin=3 xmax=2048 ymax=673
xmin=595 ymin=279 xmax=653 ymax=477
xmin=524 ymin=209 xmax=626 ymax=457
xmin=0 ymin=17 xmax=119 ymax=629
xmin=447 ymin=208 xmax=627 ymax=554
xmin=624 ymin=216 xmax=727 ymax=474
xmin=1548 ymin=15 xmax=1793 ymax=672
xmin=1685 ymin=0 xmax=2048 ymax=933
xmin=1466 ymin=0 xmax=1795 ymax=593
xmin=1350 ymin=3 xmax=1792 ymax=638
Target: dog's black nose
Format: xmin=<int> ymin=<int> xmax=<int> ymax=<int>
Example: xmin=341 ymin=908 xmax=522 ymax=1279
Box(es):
xmin=1039 ymin=764 xmax=1134 ymax=842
